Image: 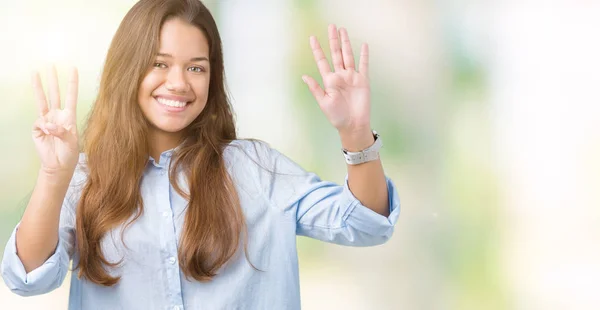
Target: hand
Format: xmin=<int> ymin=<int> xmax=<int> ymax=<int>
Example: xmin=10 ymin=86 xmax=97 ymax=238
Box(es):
xmin=302 ymin=24 xmax=371 ymax=136
xmin=32 ymin=66 xmax=80 ymax=174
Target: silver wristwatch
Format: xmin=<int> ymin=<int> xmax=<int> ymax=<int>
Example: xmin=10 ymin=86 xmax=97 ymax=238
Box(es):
xmin=342 ymin=130 xmax=382 ymax=165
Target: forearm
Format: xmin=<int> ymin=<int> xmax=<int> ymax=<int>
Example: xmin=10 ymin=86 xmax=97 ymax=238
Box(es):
xmin=15 ymin=170 xmax=72 ymax=272
xmin=340 ymin=129 xmax=389 ymax=217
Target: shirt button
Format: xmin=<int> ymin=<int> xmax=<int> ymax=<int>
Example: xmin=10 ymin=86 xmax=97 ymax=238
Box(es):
xmin=162 ymin=211 xmax=170 ymax=218
xmin=172 ymin=306 xmax=180 ymax=310
xmin=168 ymin=256 xmax=177 ymax=265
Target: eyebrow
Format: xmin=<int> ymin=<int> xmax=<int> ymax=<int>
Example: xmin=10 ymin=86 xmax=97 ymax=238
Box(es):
xmin=157 ymin=53 xmax=209 ymax=62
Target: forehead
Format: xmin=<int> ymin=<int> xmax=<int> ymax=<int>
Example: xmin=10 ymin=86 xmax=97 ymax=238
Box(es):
xmin=159 ymin=17 xmax=209 ymax=58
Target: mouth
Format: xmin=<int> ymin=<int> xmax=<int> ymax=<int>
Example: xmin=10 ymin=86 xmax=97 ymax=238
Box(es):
xmin=154 ymin=96 xmax=193 ymax=112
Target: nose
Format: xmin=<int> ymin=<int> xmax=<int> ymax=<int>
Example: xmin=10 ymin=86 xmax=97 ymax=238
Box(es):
xmin=165 ymin=67 xmax=190 ymax=93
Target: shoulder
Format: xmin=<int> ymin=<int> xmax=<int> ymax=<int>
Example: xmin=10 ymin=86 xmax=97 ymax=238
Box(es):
xmin=74 ymin=152 xmax=89 ymax=180
xmin=77 ymin=152 xmax=87 ymax=166
xmin=223 ymin=139 xmax=306 ymax=177
xmin=69 ymin=153 xmax=89 ymax=194
xmin=220 ymin=139 xmax=274 ymax=199
xmin=59 ymin=152 xmax=89 ymax=212
xmin=224 ymin=139 xmax=273 ymax=155
xmin=223 ymin=139 xmax=279 ymax=167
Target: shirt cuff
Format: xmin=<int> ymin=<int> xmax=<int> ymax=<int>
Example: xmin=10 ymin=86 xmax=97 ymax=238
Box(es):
xmin=1 ymin=223 xmax=66 ymax=296
xmin=342 ymin=176 xmax=401 ymax=239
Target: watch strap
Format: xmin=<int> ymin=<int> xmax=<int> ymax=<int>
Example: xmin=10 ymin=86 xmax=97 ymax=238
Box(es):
xmin=342 ymin=130 xmax=382 ymax=165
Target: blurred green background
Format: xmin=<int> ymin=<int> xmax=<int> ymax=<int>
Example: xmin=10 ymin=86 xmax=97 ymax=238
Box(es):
xmin=1 ymin=1 xmax=599 ymax=309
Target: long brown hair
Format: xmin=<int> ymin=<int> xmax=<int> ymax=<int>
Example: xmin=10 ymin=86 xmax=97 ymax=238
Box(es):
xmin=77 ymin=0 xmax=248 ymax=286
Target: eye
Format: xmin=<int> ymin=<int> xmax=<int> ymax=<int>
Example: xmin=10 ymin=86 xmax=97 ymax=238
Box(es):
xmin=188 ymin=66 xmax=205 ymax=73
xmin=153 ymin=62 xmax=167 ymax=69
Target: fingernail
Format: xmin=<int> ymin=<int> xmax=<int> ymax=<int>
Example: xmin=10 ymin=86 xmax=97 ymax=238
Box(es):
xmin=301 ymin=76 xmax=307 ymax=84
xmin=45 ymin=123 xmax=57 ymax=131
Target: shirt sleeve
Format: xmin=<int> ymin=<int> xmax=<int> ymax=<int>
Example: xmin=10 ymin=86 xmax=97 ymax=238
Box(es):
xmin=244 ymin=140 xmax=401 ymax=247
xmin=1 ymin=155 xmax=85 ymax=296
xmin=294 ymin=174 xmax=400 ymax=246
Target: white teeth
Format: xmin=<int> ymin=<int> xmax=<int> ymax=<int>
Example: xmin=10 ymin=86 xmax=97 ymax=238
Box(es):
xmin=156 ymin=97 xmax=187 ymax=108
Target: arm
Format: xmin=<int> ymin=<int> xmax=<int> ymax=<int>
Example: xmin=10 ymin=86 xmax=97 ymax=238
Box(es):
xmin=16 ymin=66 xmax=80 ymax=272
xmin=2 ymin=167 xmax=79 ymax=296
xmin=235 ymin=140 xmax=399 ymax=247
xmin=302 ymin=25 xmax=389 ymax=216
xmin=1 ymin=66 xmax=80 ymax=296
xmin=340 ymin=130 xmax=389 ymax=217
xmin=16 ymin=170 xmax=73 ymax=273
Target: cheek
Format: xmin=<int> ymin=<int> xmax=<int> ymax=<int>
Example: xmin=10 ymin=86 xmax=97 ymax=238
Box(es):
xmin=191 ymin=76 xmax=211 ymax=100
xmin=139 ymin=73 xmax=162 ymax=99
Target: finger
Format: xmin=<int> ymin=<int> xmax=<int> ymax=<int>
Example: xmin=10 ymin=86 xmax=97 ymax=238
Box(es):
xmin=33 ymin=116 xmax=49 ymax=137
xmin=44 ymin=122 xmax=76 ymax=145
xmin=302 ymin=75 xmax=326 ymax=102
xmin=47 ymin=65 xmax=61 ymax=110
xmin=310 ymin=36 xmax=331 ymax=77
xmin=339 ymin=28 xmax=355 ymax=70
xmin=31 ymin=71 xmax=49 ymax=116
xmin=65 ymin=67 xmax=79 ymax=112
xmin=359 ymin=43 xmax=369 ymax=78
xmin=45 ymin=122 xmax=58 ymax=132
xmin=328 ymin=24 xmax=344 ymax=71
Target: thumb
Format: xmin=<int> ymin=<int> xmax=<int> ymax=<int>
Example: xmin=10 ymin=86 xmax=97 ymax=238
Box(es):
xmin=45 ymin=123 xmax=77 ymax=146
xmin=302 ymin=75 xmax=325 ymax=103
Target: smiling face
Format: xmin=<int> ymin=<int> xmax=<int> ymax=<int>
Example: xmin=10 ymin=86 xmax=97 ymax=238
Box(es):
xmin=138 ymin=17 xmax=211 ymax=147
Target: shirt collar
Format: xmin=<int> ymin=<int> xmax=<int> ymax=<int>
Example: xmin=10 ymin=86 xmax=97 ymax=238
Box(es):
xmin=148 ymin=144 xmax=182 ymax=167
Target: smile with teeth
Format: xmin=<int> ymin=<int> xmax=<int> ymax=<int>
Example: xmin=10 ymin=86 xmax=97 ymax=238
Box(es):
xmin=156 ymin=97 xmax=190 ymax=108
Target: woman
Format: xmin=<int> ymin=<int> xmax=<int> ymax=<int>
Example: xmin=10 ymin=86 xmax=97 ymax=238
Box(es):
xmin=1 ymin=0 xmax=400 ymax=309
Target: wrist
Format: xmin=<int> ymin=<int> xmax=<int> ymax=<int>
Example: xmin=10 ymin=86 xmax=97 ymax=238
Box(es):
xmin=38 ymin=167 xmax=75 ymax=187
xmin=338 ymin=128 xmax=374 ymax=152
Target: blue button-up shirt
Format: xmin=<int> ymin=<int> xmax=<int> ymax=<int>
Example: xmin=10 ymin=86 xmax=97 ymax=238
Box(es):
xmin=2 ymin=140 xmax=400 ymax=309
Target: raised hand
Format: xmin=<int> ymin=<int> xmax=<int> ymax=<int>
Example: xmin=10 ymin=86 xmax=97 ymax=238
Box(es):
xmin=31 ymin=66 xmax=80 ymax=174
xmin=302 ymin=24 xmax=371 ymax=136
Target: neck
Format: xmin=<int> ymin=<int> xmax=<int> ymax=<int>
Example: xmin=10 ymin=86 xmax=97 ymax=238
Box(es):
xmin=149 ymin=128 xmax=183 ymax=164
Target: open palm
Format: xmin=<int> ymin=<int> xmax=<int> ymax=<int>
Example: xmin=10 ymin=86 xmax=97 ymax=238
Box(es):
xmin=32 ymin=66 xmax=80 ymax=173
xmin=302 ymin=25 xmax=371 ymax=134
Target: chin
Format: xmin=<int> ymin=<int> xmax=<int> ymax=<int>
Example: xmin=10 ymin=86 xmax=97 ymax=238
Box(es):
xmin=154 ymin=123 xmax=189 ymax=133
xmin=144 ymin=117 xmax=186 ymax=132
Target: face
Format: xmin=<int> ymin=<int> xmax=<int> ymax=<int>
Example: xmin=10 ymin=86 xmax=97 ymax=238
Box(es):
xmin=138 ymin=17 xmax=210 ymax=141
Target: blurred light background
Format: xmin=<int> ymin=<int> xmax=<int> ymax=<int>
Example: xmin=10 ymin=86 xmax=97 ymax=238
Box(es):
xmin=1 ymin=0 xmax=599 ymax=309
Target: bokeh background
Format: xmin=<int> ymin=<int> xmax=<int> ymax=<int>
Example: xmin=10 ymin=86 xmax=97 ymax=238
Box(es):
xmin=1 ymin=0 xmax=599 ymax=309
